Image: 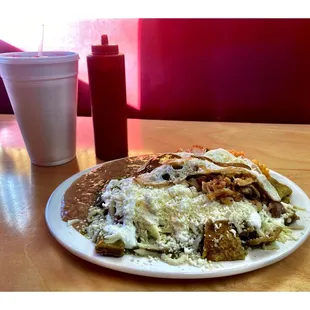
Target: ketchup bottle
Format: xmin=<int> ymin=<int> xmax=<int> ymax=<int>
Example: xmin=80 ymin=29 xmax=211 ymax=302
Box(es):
xmin=87 ymin=34 xmax=128 ymax=161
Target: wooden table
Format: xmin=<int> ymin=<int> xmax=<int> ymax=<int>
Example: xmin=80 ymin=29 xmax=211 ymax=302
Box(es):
xmin=1 ymin=114 xmax=310 ymax=291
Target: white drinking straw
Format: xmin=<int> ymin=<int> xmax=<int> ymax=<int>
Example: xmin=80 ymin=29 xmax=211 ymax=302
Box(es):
xmin=38 ymin=24 xmax=44 ymax=57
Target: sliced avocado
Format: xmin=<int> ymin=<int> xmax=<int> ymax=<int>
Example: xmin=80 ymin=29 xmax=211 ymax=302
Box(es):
xmin=282 ymin=196 xmax=291 ymax=204
xmin=269 ymin=177 xmax=292 ymax=200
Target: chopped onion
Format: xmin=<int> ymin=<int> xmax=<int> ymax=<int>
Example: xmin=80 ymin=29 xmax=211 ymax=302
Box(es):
xmin=161 ymin=254 xmax=188 ymax=266
xmin=104 ymin=232 xmax=122 ymax=243
xmin=137 ymin=243 xmax=162 ymax=251
xmin=288 ymin=225 xmax=305 ymax=230
xmin=67 ymin=219 xmax=80 ymax=226
xmin=134 ymin=249 xmax=161 ymax=258
xmin=263 ymin=243 xmax=279 ymax=251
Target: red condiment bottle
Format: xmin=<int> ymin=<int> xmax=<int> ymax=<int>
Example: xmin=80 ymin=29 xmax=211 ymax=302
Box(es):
xmin=87 ymin=34 xmax=128 ymax=161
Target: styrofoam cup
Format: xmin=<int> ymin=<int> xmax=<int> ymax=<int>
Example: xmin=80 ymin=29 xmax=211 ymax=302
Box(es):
xmin=0 ymin=51 xmax=79 ymax=166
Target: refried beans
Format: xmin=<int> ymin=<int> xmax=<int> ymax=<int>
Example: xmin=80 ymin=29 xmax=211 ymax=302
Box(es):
xmin=61 ymin=155 xmax=152 ymax=231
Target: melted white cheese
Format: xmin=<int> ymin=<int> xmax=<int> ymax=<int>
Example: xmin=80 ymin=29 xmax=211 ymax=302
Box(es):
xmin=93 ymin=179 xmax=271 ymax=250
xmin=249 ymin=212 xmax=262 ymax=229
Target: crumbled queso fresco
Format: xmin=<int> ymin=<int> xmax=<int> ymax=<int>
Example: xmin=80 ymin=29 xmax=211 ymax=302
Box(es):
xmin=85 ymin=177 xmax=283 ymax=263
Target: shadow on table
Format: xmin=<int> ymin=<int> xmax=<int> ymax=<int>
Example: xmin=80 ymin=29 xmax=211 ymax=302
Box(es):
xmin=30 ymin=158 xmax=81 ymax=183
xmin=30 ymin=158 xmax=81 ymax=205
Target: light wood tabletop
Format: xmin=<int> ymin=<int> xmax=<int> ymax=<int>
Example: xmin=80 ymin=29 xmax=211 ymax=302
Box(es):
xmin=0 ymin=114 xmax=310 ymax=291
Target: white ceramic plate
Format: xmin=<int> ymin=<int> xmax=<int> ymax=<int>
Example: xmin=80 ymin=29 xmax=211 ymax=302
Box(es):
xmin=45 ymin=164 xmax=310 ymax=279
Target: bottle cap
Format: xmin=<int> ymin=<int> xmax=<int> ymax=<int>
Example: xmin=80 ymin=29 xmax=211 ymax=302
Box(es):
xmin=91 ymin=34 xmax=119 ymax=55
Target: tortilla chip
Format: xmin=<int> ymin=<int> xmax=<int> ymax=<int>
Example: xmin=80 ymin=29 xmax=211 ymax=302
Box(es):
xmin=202 ymin=220 xmax=246 ymax=262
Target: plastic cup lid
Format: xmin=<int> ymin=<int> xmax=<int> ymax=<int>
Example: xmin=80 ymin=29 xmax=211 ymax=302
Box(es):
xmin=0 ymin=51 xmax=79 ymax=65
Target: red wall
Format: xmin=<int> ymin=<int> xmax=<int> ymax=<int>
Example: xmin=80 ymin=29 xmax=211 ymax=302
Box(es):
xmin=138 ymin=19 xmax=310 ymax=123
xmin=1 ymin=19 xmax=310 ymax=123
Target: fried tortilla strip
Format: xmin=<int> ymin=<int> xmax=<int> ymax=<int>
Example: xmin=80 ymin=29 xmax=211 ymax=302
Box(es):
xmin=95 ymin=239 xmax=125 ymax=257
xmin=202 ymin=220 xmax=246 ymax=262
xmin=247 ymin=227 xmax=282 ymax=247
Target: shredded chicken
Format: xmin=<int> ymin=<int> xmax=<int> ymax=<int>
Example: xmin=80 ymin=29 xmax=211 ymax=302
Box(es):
xmin=190 ymin=174 xmax=260 ymax=205
xmin=202 ymin=179 xmax=243 ymax=204
xmin=234 ymin=176 xmax=256 ymax=187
